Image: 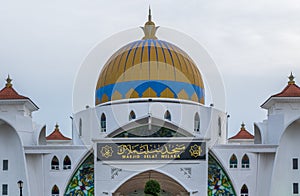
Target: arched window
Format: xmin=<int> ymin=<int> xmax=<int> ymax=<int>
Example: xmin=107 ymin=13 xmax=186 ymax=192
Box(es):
xmin=240 ymin=184 xmax=248 ymax=196
xmin=194 ymin=113 xmax=200 ymax=132
xmin=218 ymin=117 xmax=222 ymax=136
xmin=129 ymin=110 xmax=136 ymax=121
xmin=242 ymin=154 xmax=250 ymax=168
xmin=229 ymin=154 xmax=238 ymax=168
xmin=51 ymin=156 xmax=59 ymax=170
xmin=79 ymin=118 xmax=82 ymax=136
xmin=52 ymin=185 xmax=59 ymax=196
xmin=63 ymin=156 xmax=71 ymax=170
xmin=101 ymin=113 xmax=106 ymax=132
xmin=164 ymin=110 xmax=171 ymax=121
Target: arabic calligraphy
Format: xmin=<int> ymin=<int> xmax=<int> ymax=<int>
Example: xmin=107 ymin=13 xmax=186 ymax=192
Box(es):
xmin=97 ymin=142 xmax=205 ymax=161
xmin=117 ymin=144 xmax=186 ymax=155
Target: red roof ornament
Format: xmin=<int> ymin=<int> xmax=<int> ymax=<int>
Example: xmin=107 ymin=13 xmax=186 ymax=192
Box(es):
xmin=0 ymin=75 xmax=30 ymax=100
xmin=46 ymin=124 xmax=71 ymax=140
xmin=261 ymin=73 xmax=300 ymax=109
xmin=229 ymin=123 xmax=254 ymax=140
xmin=271 ymin=73 xmax=300 ymax=97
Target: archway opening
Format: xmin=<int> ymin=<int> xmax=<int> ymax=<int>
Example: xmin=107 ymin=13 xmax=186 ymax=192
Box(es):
xmin=113 ymin=170 xmax=189 ymax=196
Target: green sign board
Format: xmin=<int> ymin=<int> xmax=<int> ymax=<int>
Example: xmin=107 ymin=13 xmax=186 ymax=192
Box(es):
xmin=97 ymin=141 xmax=205 ymax=161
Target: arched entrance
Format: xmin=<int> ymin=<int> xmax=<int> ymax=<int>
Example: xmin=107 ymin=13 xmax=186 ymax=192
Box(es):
xmin=113 ymin=170 xmax=189 ymax=196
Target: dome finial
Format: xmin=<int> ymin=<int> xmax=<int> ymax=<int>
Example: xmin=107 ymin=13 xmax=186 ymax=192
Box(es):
xmin=141 ymin=6 xmax=159 ymax=39
xmin=288 ymin=72 xmax=295 ymax=85
xmin=148 ymin=5 xmax=152 ymax=22
xmin=5 ymin=75 xmax=12 ymax=88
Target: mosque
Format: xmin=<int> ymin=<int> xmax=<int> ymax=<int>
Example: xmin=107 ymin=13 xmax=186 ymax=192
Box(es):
xmin=0 ymin=9 xmax=300 ymax=196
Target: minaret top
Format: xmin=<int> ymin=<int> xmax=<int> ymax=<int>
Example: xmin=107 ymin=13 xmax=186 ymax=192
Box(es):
xmin=241 ymin=122 xmax=246 ymax=130
xmin=288 ymin=72 xmax=295 ymax=85
xmin=141 ymin=6 xmax=159 ymax=39
xmin=5 ymin=75 xmax=12 ymax=88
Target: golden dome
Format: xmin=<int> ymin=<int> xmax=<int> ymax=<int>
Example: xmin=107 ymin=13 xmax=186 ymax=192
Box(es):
xmin=95 ymin=10 xmax=205 ymax=105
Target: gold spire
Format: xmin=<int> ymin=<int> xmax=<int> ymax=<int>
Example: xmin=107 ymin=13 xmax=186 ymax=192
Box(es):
xmin=288 ymin=72 xmax=295 ymax=85
xmin=5 ymin=75 xmax=12 ymax=88
xmin=145 ymin=6 xmax=154 ymax=25
xmin=241 ymin=122 xmax=245 ymax=130
xmin=141 ymin=6 xmax=159 ymax=39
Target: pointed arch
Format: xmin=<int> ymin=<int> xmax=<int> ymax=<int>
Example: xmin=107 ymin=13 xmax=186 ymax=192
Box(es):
xmin=164 ymin=110 xmax=171 ymax=121
xmin=51 ymin=156 xmax=59 ymax=170
xmin=129 ymin=110 xmax=136 ymax=121
xmin=254 ymin=123 xmax=262 ymax=144
xmin=0 ymin=119 xmax=28 ymax=195
xmin=51 ymin=185 xmax=59 ymax=196
xmin=240 ymin=184 xmax=248 ymax=196
xmin=194 ymin=112 xmax=200 ymax=132
xmin=38 ymin=125 xmax=46 ymax=145
xmin=229 ymin=154 xmax=238 ymax=168
xmin=101 ymin=113 xmax=106 ymax=132
xmin=107 ymin=116 xmax=193 ymax=138
xmin=79 ymin=118 xmax=82 ymax=136
xmin=270 ymin=118 xmax=300 ymax=195
xmin=113 ymin=170 xmax=188 ymax=195
xmin=208 ymin=153 xmax=236 ymax=195
xmin=64 ymin=153 xmax=94 ymax=195
xmin=63 ymin=155 xmax=71 ymax=170
xmin=241 ymin=154 xmax=250 ymax=168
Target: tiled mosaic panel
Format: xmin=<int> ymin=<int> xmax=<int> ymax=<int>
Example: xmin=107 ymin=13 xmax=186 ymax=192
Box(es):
xmin=65 ymin=154 xmax=94 ymax=196
xmin=208 ymin=154 xmax=236 ymax=196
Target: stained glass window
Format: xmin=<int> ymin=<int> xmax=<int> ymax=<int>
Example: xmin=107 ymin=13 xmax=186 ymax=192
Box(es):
xmin=240 ymin=184 xmax=248 ymax=196
xmin=208 ymin=154 xmax=236 ymax=196
xmin=65 ymin=153 xmax=94 ymax=196
xmin=51 ymin=156 xmax=59 ymax=170
xmin=241 ymin=154 xmax=249 ymax=168
xmin=52 ymin=185 xmax=59 ymax=196
xmin=230 ymin=154 xmax=238 ymax=168
xmin=113 ymin=125 xmax=186 ymax=138
xmin=63 ymin=156 xmax=71 ymax=170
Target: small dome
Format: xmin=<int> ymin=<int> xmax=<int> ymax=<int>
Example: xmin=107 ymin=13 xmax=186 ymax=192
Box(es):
xmin=95 ymin=11 xmax=205 ymax=105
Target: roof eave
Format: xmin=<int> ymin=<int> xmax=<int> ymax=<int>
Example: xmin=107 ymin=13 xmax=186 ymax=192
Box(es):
xmin=0 ymin=99 xmax=39 ymax=111
xmin=261 ymin=96 xmax=300 ymax=109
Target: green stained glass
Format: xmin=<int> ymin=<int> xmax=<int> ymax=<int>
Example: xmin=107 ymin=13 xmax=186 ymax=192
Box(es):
xmin=208 ymin=154 xmax=236 ymax=196
xmin=65 ymin=154 xmax=94 ymax=196
xmin=113 ymin=125 xmax=186 ymax=138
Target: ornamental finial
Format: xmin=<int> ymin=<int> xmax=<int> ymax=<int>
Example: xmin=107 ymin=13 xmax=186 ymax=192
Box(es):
xmin=148 ymin=6 xmax=152 ymax=22
xmin=288 ymin=72 xmax=295 ymax=85
xmin=5 ymin=75 xmax=12 ymax=88
xmin=241 ymin=122 xmax=245 ymax=130
xmin=55 ymin=123 xmax=59 ymax=130
xmin=141 ymin=6 xmax=159 ymax=39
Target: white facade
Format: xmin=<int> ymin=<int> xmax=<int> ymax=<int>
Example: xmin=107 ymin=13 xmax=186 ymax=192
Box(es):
xmin=1 ymin=15 xmax=300 ymax=196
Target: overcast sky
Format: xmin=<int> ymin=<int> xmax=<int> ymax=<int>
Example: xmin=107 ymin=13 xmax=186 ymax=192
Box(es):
xmin=1 ymin=0 xmax=300 ymax=137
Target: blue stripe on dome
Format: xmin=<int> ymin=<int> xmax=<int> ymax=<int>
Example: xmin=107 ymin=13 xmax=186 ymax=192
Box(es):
xmin=161 ymin=41 xmax=176 ymax=80
xmin=124 ymin=41 xmax=140 ymax=74
xmin=140 ymin=40 xmax=147 ymax=65
xmin=157 ymin=40 xmax=167 ymax=64
xmin=95 ymin=80 xmax=204 ymax=103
